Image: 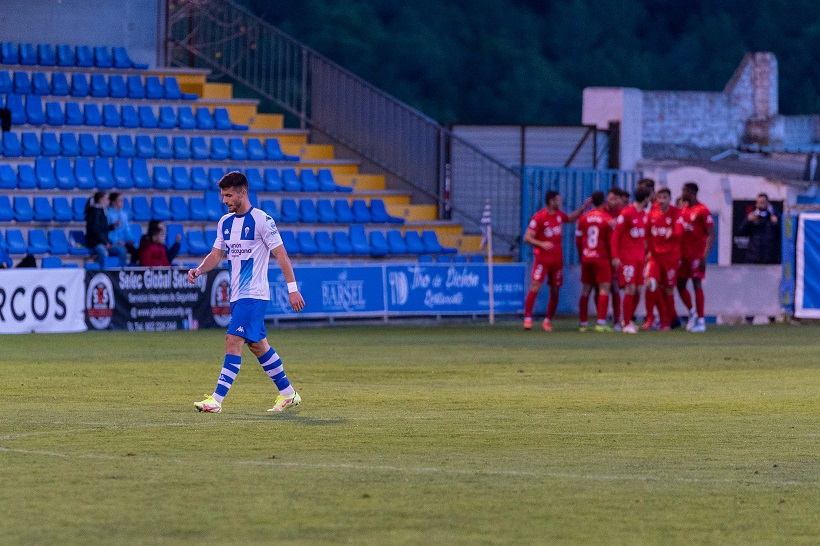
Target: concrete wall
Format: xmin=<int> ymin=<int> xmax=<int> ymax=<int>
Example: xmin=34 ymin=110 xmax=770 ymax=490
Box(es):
xmin=0 ymin=0 xmax=163 ymax=67
xmin=581 ymin=87 xmax=642 ymax=170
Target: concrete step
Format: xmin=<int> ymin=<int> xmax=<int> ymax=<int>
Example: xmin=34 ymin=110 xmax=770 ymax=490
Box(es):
xmin=387 ymin=204 xmax=437 ymax=221
xmin=281 ymin=143 xmax=335 ymax=160
xmin=333 ymin=173 xmax=385 ymax=191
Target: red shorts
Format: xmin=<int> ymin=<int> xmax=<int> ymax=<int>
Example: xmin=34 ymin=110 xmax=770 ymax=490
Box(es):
xmin=678 ymin=256 xmax=706 ymax=280
xmin=618 ymin=260 xmax=644 ymax=288
xmin=531 ymin=260 xmax=563 ymax=287
xmin=581 ymin=260 xmax=612 ymax=286
xmin=646 ymin=256 xmax=680 ymax=288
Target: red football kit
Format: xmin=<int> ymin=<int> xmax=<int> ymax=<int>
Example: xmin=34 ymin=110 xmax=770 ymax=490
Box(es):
xmin=611 ymin=204 xmax=647 ymax=287
xmin=576 ymin=208 xmax=613 ymax=285
xmin=678 ymin=202 xmax=714 ymax=280
xmin=527 ymin=208 xmax=569 ymax=287
xmin=646 ymin=205 xmax=682 ymax=287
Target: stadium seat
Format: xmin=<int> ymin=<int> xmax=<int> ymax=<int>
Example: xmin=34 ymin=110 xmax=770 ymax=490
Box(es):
xmin=71 ymin=197 xmax=87 ymax=222
xmin=38 ymin=44 xmax=57 ymax=66
xmin=19 ymin=43 xmax=37 ymax=65
xmin=1 ymin=42 xmax=20 ymax=65
xmin=41 ymin=256 xmax=63 ymax=268
xmin=195 ymin=107 xmax=215 ymax=130
xmin=265 ymin=138 xmax=299 ymax=161
xmin=25 ymin=94 xmax=46 ymax=125
xmin=282 ymin=168 xmax=301 ymax=192
xmin=32 ymin=72 xmax=51 ymax=95
xmin=73 ymin=157 xmax=92 ymax=190
xmin=387 ymin=230 xmax=409 ymax=254
xmin=244 ymin=168 xmax=264 ymax=192
xmin=228 ymin=138 xmax=247 ymax=160
xmin=93 ymin=158 xmax=115 ymax=189
xmin=127 ymin=75 xmax=146 ymax=99
xmin=191 ymin=166 xmax=209 ymax=191
xmin=205 ymin=229 xmax=217 ymax=248
xmin=264 ymin=168 xmax=283 ymax=191
xmin=28 ymin=229 xmax=50 ymax=255
xmin=53 ymin=197 xmax=73 ymax=222
xmin=14 ymin=197 xmax=34 ymax=222
xmin=18 ymin=164 xmax=36 ymax=189
xmin=2 ymin=131 xmax=21 ymax=157
xmin=247 ymin=191 xmax=259 ymax=209
xmin=138 ymin=105 xmax=158 ymax=128
xmin=55 ymin=157 xmax=76 ymax=189
xmin=85 ymin=101 xmax=104 ymax=125
xmin=35 ymin=157 xmax=56 ymax=189
xmin=113 ymin=46 xmax=148 ymax=70
xmin=0 ymin=196 xmax=13 ymax=221
xmin=5 ymin=94 xmax=26 ymax=125
xmin=110 ymin=74 xmax=129 ymax=99
xmin=112 ymin=157 xmax=133 ymax=189
xmin=191 ymin=136 xmax=209 ymax=160
xmin=165 ymin=223 xmax=187 ymax=255
xmin=61 ymin=132 xmax=79 ymax=156
xmin=102 ymin=104 xmax=120 ymax=127
xmin=314 ymin=231 xmax=335 ymax=254
xmin=145 ymin=76 xmax=163 ymax=99
xmin=298 ymin=232 xmax=318 ymax=255
xmin=280 ymin=199 xmax=300 ymax=224
xmin=153 ymin=135 xmax=172 ymax=159
xmin=404 ymin=231 xmax=426 ymax=254
xmin=71 ymin=73 xmax=89 ymax=97
xmin=214 ymin=107 xmax=246 ymax=130
xmin=131 ymin=196 xmax=152 ymax=222
xmin=153 ymin=165 xmax=172 ymax=190
xmin=94 ymin=46 xmax=113 ymax=68
xmin=22 ymin=131 xmax=41 ymax=156
xmin=13 ymin=71 xmax=32 ymax=94
xmin=132 ymin=158 xmax=152 ymax=189
xmin=247 ymin=138 xmax=266 ymax=161
xmin=158 ymin=106 xmax=177 ymax=128
xmin=204 ymin=191 xmax=225 ymax=221
xmin=316 ymin=199 xmax=337 ymax=223
xmin=169 ymin=196 xmax=190 ymax=221
xmin=33 ymin=197 xmax=54 ymax=222
xmin=260 ymin=200 xmax=279 ymax=222
xmin=163 ymin=76 xmax=195 ymax=100
xmin=0 ymin=165 xmax=16 ymax=189
xmin=68 ymin=229 xmax=91 ymax=255
xmin=418 ymin=254 xmax=434 ymax=263
xmin=469 ymin=254 xmax=486 ymax=263
xmin=210 ymin=137 xmax=229 ymax=160
xmin=41 ymin=131 xmax=60 ymax=156
xmin=352 ymin=199 xmax=372 ymax=223
xmin=91 ymin=73 xmax=109 ymax=97
xmin=370 ymin=199 xmax=404 ymax=224
xmin=51 ymin=72 xmax=69 ymax=96
xmin=76 ymin=45 xmax=94 ymax=67
xmin=299 ymin=199 xmax=319 ymax=223
xmin=187 ymin=230 xmax=210 ymax=255
xmin=279 ymin=230 xmax=300 ymax=255
xmin=117 ymin=134 xmax=136 ymax=158
xmin=173 ymin=136 xmax=191 ymax=159
xmin=422 ymin=230 xmax=457 ymax=254
xmin=6 ymin=229 xmax=29 ymax=254
xmin=334 ymin=200 xmax=355 ymax=224
xmin=332 ymin=231 xmax=353 ymax=255
xmin=369 ymin=231 xmax=390 ymax=257
xmin=172 ymin=166 xmax=192 ymax=190
xmin=97 ymin=133 xmax=116 ymax=157
xmin=317 ymin=169 xmax=348 ymax=192
xmin=435 ymin=255 xmax=452 ymax=263
xmin=301 ymin=170 xmax=320 ymax=192
xmin=121 ymin=105 xmax=139 ymax=128
xmin=349 ymin=225 xmax=370 ymax=255
xmin=136 ymin=135 xmax=154 ymax=159
xmin=64 ymin=102 xmax=83 ymax=125
xmin=189 ymin=197 xmax=209 ymax=221
xmin=48 ymin=229 xmax=71 ymax=255
xmin=0 ymin=71 xmax=10 ymax=94
xmin=453 ymin=255 xmax=469 ymax=263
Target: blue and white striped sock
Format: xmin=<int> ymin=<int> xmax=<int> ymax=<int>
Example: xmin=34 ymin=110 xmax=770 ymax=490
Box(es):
xmin=258 ymin=347 xmax=295 ymax=396
xmin=212 ymin=354 xmax=242 ymax=404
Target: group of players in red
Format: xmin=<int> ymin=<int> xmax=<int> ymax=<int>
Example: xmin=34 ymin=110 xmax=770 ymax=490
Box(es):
xmin=523 ymin=178 xmax=715 ymax=333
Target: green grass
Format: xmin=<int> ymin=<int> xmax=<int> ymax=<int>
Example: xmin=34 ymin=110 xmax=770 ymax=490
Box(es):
xmin=3 ymin=322 xmax=820 ymax=545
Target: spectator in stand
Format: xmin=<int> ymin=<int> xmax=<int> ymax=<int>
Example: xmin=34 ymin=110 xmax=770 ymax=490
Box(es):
xmin=611 ymin=186 xmax=650 ymax=334
xmin=138 ymin=220 xmax=182 ymax=267
xmin=677 ymin=182 xmax=716 ymax=333
xmin=522 ymin=190 xmax=591 ymax=332
xmin=736 ymin=193 xmax=779 ymax=264
xmin=85 ymin=191 xmax=127 ymax=268
xmin=106 ymin=192 xmax=137 ymax=264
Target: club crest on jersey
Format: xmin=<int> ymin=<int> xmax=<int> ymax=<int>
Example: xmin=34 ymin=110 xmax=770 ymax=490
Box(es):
xmin=244 ymin=226 xmax=250 ymax=237
xmin=224 ymin=229 xmax=229 ymax=235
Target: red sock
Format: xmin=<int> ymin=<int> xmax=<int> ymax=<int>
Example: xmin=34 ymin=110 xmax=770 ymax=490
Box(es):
xmin=546 ymin=287 xmax=560 ymax=320
xmin=644 ymin=289 xmax=656 ymax=324
xmin=524 ymin=290 xmax=538 ymax=319
xmin=579 ymin=293 xmax=590 ymax=323
xmin=664 ymin=292 xmax=676 ymax=327
xmin=622 ymin=294 xmax=634 ymax=325
xmin=678 ymin=286 xmax=693 ymax=311
xmin=654 ymin=289 xmax=665 ymax=326
xmin=611 ymin=289 xmax=621 ymax=323
xmin=597 ymin=293 xmax=609 ymax=322
xmin=695 ymin=287 xmax=705 ymax=317
xmin=631 ymin=292 xmax=641 ymax=323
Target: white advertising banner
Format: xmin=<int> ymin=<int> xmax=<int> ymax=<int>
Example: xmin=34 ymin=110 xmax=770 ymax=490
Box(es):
xmin=0 ymin=269 xmax=87 ymax=334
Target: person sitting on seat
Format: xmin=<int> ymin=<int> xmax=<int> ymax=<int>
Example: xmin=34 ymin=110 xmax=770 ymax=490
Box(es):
xmin=137 ymin=220 xmax=181 ymax=267
xmin=85 ymin=191 xmax=127 ymax=268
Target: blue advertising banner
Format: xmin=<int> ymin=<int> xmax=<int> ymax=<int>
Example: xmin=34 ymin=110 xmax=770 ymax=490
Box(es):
xmin=795 ymin=213 xmax=820 ymax=318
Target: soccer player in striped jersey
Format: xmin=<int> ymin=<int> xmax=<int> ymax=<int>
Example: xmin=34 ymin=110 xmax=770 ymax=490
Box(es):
xmin=188 ymin=172 xmax=305 ymax=413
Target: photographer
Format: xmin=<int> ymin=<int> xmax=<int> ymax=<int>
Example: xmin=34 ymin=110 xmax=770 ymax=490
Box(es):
xmin=736 ymin=193 xmax=779 ymax=264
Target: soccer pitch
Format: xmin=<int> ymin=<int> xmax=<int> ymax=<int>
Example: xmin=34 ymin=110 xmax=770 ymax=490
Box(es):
xmin=3 ymin=323 xmax=820 ymax=544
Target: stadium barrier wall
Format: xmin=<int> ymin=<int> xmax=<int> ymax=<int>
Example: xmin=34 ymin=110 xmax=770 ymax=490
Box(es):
xmin=0 ymin=269 xmax=86 ymax=334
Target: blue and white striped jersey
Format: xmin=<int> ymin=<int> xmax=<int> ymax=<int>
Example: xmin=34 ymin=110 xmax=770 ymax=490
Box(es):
xmin=213 ymin=207 xmax=283 ymax=302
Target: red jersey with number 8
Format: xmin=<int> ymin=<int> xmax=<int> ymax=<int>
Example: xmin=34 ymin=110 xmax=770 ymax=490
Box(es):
xmin=576 ymin=209 xmax=613 ymax=262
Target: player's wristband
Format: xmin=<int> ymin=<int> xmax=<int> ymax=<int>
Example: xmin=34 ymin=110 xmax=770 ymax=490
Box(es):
xmin=287 ymin=281 xmax=299 ymax=293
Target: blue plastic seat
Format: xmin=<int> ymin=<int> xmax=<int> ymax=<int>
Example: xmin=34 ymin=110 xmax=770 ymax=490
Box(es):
xmin=210 ymin=137 xmax=229 ymax=160
xmin=102 ymin=104 xmax=120 ymax=127
xmin=33 ymin=197 xmax=54 ymax=222
xmin=110 ymin=74 xmax=128 ymax=99
xmin=244 ymin=168 xmax=264 ymax=192
xmin=316 ymin=199 xmax=336 ymax=223
xmin=195 ymin=107 xmax=215 ymax=130
xmin=264 ymin=168 xmax=283 ymax=191
xmin=70 ymin=73 xmax=89 ymax=97
xmin=317 ymin=169 xmax=343 ymax=192
xmin=0 ymin=196 xmax=13 ymax=221
xmin=265 ymin=138 xmax=299 ymax=161
xmin=38 ymin=44 xmax=57 ymax=66
xmin=145 ymin=76 xmax=163 ymax=99
xmin=453 ymin=255 xmax=469 ymax=263
xmin=214 ymin=107 xmax=245 ymax=129
xmin=53 ymin=197 xmax=73 ymax=222
xmin=189 ymin=197 xmax=209 ymax=221
xmin=116 ymin=134 xmax=136 ymax=158
xmin=76 ymin=45 xmax=94 ymax=67
xmin=121 ymin=105 xmax=139 ymax=128
xmin=138 ymin=105 xmax=158 ymax=128
xmin=280 ymin=199 xmax=300 ymax=223
xmin=28 ymin=229 xmax=50 ymax=254
xmin=332 ymin=231 xmax=353 ymax=255
xmin=94 ymin=46 xmax=113 ymax=68
xmin=42 ymin=256 xmax=63 ymax=268
xmin=163 ymin=76 xmax=187 ymax=100
xmin=435 ymin=255 xmax=452 ymax=263
xmin=93 ymin=158 xmax=114 ymax=189
xmin=2 ymin=131 xmax=21 ymax=157
xmin=32 ymin=72 xmax=50 ymax=95
xmin=127 ymin=75 xmax=146 ymax=99
xmin=136 ymin=135 xmax=154 ymax=158
xmin=46 ymin=101 xmax=65 ymax=127
xmin=301 ymin=169 xmax=320 ymax=192
xmin=191 ymin=136 xmax=209 ymax=159
xmin=422 ymin=230 xmax=457 ymax=254
xmin=51 ymin=72 xmax=69 ymax=96
xmin=153 ymin=135 xmax=172 ymax=159
xmin=71 ymin=197 xmax=87 ymax=222
xmin=172 ymin=136 xmax=190 ymax=160
xmin=26 ymin=94 xmax=46 ymax=125
xmin=282 ymin=168 xmax=301 ymax=192
xmin=349 ymin=225 xmax=370 ymax=255
xmin=190 ymin=167 xmax=209 ymax=190
xmin=41 ymin=131 xmax=60 ymax=156
xmin=260 ymin=200 xmax=279 ymax=222
xmin=63 ymin=102 xmax=82 ymax=126
xmin=204 ymin=191 xmax=226 ymax=220
xmin=228 ymin=137 xmax=247 ymax=160
xmin=113 ymin=46 xmax=148 ymax=69
xmin=334 ymin=200 xmax=355 ymax=224
xmin=1 ymin=42 xmax=19 ymax=65
xmin=247 ymin=138 xmax=266 ymax=161
xmin=387 ymin=230 xmax=409 ymax=254
xmin=6 ymin=229 xmax=29 ymax=254
xmin=35 ymin=157 xmax=56 ymax=189
xmin=98 ymin=133 xmax=117 ymax=157
xmin=299 ymin=199 xmax=319 ymax=223
xmin=61 ymin=132 xmax=79 ymax=156
xmin=405 ymin=231 xmax=426 ymax=254
xmin=158 ymin=106 xmax=177 ymax=128
xmin=90 ymin=73 xmax=109 ymax=97
xmin=0 ymin=165 xmax=16 ymax=189
xmin=172 ymin=166 xmax=192 ymax=190
xmin=369 ymin=231 xmax=390 ymax=257
xmin=56 ymin=45 xmax=75 ymax=67
xmin=187 ymin=230 xmax=210 ymax=255
xmin=113 ymin=157 xmax=133 ymax=189
xmin=68 ymin=229 xmax=91 ymax=255
xmin=314 ymin=231 xmax=335 ymax=254
xmin=205 ymin=229 xmax=217 ymax=248
xmin=352 ymin=199 xmax=372 ymax=223
xmin=22 ymin=132 xmax=41 ymax=156
xmin=75 ymin=158 xmax=94 ymax=189
xmin=153 ymin=165 xmax=172 ymax=190
xmin=19 ymin=43 xmax=37 ymax=65
xmin=297 ymin=232 xmax=318 ymax=255
xmin=170 ymin=196 xmax=190 ymax=221
xmin=13 ymin=71 xmax=32 ymax=94
xmin=371 ymin=199 xmax=404 ymax=224
xmin=165 ymin=223 xmax=188 ymax=255
xmin=14 ymin=196 xmax=34 ymax=222
xmin=279 ymin=231 xmax=300 ymax=255
xmin=18 ymin=164 xmax=36 ymax=189
xmin=132 ymin=158 xmax=152 ymax=189
xmin=0 ymin=71 xmax=10 ymax=94
xmin=55 ymin=157 xmax=76 ymax=189
xmin=131 ymin=196 xmax=152 ymax=222
xmin=48 ymin=230 xmax=71 ymax=255
xmin=5 ymin=93 xmax=25 ymax=125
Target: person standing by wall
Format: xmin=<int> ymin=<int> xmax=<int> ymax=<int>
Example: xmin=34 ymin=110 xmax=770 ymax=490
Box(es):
xmin=736 ymin=193 xmax=779 ymax=264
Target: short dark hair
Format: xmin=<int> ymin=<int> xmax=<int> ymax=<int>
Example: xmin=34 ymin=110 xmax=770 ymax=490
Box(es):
xmin=618 ymin=187 xmax=630 ymax=198
xmin=757 ymin=192 xmax=769 ymax=201
xmin=637 ymin=177 xmax=656 ymax=190
xmin=108 ymin=192 xmax=121 ymax=205
xmin=682 ymin=182 xmax=699 ymax=194
xmin=218 ymin=171 xmax=248 ymax=191
xmin=590 ymin=190 xmax=605 ymax=207
xmin=608 ymin=186 xmax=620 ymax=195
xmin=544 ymin=190 xmax=560 ymax=206
xmin=656 ymin=187 xmax=671 ymax=196
xmin=634 ymin=187 xmax=650 ymax=203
